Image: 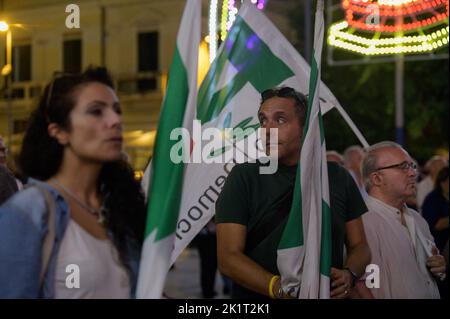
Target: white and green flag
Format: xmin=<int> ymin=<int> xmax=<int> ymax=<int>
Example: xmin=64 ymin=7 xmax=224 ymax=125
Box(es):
xmin=136 ymin=0 xmax=201 ymax=299
xmin=139 ymin=2 xmax=360 ymax=294
xmin=277 ymin=0 xmax=331 ymax=299
xmin=167 ymin=1 xmax=340 ymax=268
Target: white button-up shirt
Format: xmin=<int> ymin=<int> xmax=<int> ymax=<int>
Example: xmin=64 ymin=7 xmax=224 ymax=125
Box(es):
xmin=362 ymin=195 xmax=440 ymax=299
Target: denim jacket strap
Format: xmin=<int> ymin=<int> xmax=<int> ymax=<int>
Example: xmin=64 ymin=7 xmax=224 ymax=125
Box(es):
xmin=0 ymin=180 xmax=70 ymax=298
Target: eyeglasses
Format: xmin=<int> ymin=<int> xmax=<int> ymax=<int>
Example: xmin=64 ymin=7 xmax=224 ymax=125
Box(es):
xmin=376 ymin=161 xmax=417 ymax=172
xmin=261 ymin=87 xmax=308 ymax=108
xmin=46 ymin=72 xmax=80 ymax=109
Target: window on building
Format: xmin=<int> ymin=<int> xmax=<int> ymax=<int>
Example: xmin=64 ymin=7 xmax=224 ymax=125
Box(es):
xmin=13 ymin=119 xmax=28 ymax=134
xmin=137 ymin=31 xmax=158 ymax=92
xmin=12 ymin=44 xmax=31 ymax=82
xmin=63 ymin=38 xmax=82 ymax=73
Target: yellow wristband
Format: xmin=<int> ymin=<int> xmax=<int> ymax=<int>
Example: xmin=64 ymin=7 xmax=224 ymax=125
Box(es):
xmin=268 ymin=275 xmax=280 ymax=299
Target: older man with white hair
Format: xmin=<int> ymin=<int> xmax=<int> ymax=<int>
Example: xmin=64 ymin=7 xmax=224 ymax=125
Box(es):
xmin=361 ymin=141 xmax=446 ymax=299
xmin=344 ymin=145 xmax=367 ymax=199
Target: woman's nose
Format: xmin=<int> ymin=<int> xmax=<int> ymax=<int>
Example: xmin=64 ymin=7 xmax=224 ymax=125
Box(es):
xmin=107 ymin=108 xmax=122 ymax=129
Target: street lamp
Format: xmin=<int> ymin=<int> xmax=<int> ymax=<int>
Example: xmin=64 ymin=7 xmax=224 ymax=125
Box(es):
xmin=0 ymin=21 xmax=8 ymax=31
xmin=0 ymin=21 xmax=13 ymax=151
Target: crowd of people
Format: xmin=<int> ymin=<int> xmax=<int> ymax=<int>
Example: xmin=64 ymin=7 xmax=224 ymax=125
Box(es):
xmin=0 ymin=67 xmax=448 ymax=299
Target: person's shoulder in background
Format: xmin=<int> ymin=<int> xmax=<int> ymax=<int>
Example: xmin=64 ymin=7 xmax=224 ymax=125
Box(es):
xmin=0 ymin=165 xmax=18 ymax=205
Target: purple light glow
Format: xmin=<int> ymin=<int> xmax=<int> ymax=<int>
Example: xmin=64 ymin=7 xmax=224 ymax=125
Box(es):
xmin=246 ymin=34 xmax=259 ymax=50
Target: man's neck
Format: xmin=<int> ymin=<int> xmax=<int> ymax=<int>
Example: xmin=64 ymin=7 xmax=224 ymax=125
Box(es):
xmin=280 ymin=153 xmax=300 ymax=167
xmin=354 ymin=170 xmax=362 ymax=183
xmin=280 ymin=159 xmax=299 ymax=167
xmin=369 ymin=190 xmax=405 ymax=211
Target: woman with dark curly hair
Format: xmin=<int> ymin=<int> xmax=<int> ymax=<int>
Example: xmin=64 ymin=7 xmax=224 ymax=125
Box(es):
xmin=0 ymin=67 xmax=146 ymax=298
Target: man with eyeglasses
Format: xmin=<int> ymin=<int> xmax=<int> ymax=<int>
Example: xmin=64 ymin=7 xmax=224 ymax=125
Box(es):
xmin=216 ymin=87 xmax=371 ymax=299
xmin=361 ymin=141 xmax=446 ymax=298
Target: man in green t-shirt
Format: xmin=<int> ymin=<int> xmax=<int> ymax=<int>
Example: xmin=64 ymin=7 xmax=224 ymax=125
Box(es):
xmin=215 ymin=87 xmax=371 ymax=299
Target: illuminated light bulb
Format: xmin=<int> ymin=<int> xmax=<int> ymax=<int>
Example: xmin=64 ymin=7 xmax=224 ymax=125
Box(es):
xmin=258 ymin=0 xmax=266 ymax=9
xmin=0 ymin=21 xmax=9 ymax=32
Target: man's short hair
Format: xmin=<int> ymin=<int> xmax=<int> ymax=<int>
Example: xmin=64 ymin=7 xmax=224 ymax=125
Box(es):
xmin=425 ymin=155 xmax=448 ymax=177
xmin=260 ymin=86 xmax=307 ymax=127
xmin=343 ymin=145 xmax=364 ymax=162
xmin=326 ymin=150 xmax=344 ymax=165
xmin=362 ymin=141 xmax=404 ymax=191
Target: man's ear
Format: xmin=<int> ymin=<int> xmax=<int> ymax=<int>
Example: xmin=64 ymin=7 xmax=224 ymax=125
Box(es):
xmin=48 ymin=123 xmax=69 ymax=145
xmin=371 ymin=172 xmax=382 ymax=187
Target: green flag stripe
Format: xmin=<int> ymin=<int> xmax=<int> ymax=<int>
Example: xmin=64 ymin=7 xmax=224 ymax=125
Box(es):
xmin=303 ymin=52 xmax=319 ymax=136
xmin=144 ymin=47 xmax=189 ymax=240
xmin=278 ymin=53 xmax=321 ymax=250
xmin=196 ymin=48 xmax=229 ymax=122
xmin=197 ymin=17 xmax=294 ymax=124
xmin=319 ymin=114 xmax=325 ymax=144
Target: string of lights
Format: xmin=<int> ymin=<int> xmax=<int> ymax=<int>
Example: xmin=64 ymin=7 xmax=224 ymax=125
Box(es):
xmin=209 ymin=0 xmax=219 ymax=62
xmin=344 ymin=0 xmax=448 ymax=32
xmin=209 ymin=0 xmax=266 ymax=63
xmin=344 ymin=0 xmax=448 ymax=17
xmin=329 ymin=21 xmax=449 ymax=55
xmin=329 ymin=0 xmax=449 ymax=55
xmin=346 ymin=12 xmax=448 ymax=32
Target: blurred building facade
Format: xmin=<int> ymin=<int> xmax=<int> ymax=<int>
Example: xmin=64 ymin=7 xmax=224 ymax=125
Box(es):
xmin=0 ymin=0 xmax=296 ymax=173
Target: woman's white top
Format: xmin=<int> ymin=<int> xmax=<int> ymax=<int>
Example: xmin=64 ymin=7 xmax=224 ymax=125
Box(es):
xmin=54 ymin=219 xmax=130 ymax=299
